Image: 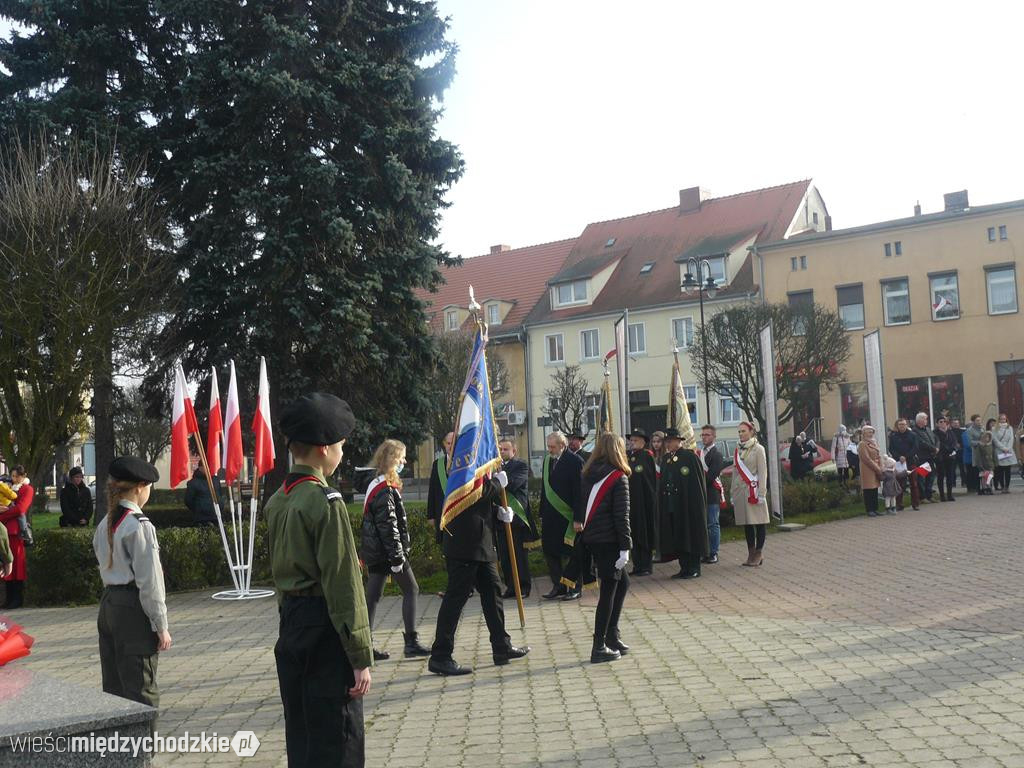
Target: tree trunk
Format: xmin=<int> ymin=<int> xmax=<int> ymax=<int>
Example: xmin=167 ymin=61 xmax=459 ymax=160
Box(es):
xmin=93 ymin=339 xmax=115 ymax=523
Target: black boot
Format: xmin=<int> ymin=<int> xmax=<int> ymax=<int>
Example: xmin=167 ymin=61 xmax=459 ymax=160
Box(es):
xmin=373 ymin=648 xmax=390 ymax=661
xmin=591 ymin=637 xmax=620 ymax=664
xmin=403 ymin=632 xmax=431 ymax=658
xmin=5 ymin=580 xmax=23 ymax=609
xmin=605 ymin=630 xmax=629 ymax=656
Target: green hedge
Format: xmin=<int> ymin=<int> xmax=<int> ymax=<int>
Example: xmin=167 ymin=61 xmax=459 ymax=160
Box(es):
xmin=781 ymin=476 xmax=848 ymax=516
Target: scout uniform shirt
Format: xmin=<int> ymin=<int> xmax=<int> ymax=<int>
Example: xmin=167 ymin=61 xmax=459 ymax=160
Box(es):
xmin=264 ymin=464 xmax=372 ymax=670
xmin=92 ymin=500 xmax=168 ymax=632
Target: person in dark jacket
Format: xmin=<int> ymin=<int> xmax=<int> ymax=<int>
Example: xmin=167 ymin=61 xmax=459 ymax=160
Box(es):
xmin=788 ymin=433 xmax=815 ymax=480
xmin=579 ymin=432 xmax=632 ymax=664
xmin=59 ymin=467 xmax=93 ymax=527
xmin=889 ymin=419 xmax=920 ymax=510
xmin=539 ymin=431 xmax=583 ymax=600
xmin=425 ymin=431 xmax=454 ymax=545
xmin=933 ymin=417 xmax=959 ymax=502
xmin=656 ymin=428 xmax=708 ymax=578
xmin=698 ymin=426 xmax=725 ymax=564
xmin=496 ymin=439 xmax=538 ymax=599
xmin=568 ymin=431 xmax=591 ymax=462
xmin=428 ymin=468 xmax=529 ymax=676
xmin=183 ymin=463 xmax=225 ymax=526
xmin=360 ymin=440 xmax=430 ymax=662
xmin=911 ymin=413 xmax=938 ymax=501
xmin=626 ymin=428 xmax=656 ymax=576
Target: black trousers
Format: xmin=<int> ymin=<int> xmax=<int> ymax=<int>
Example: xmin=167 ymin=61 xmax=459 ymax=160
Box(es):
xmin=677 ymin=551 xmax=701 ymax=576
xmin=97 ymin=586 xmax=160 ymax=709
xmin=963 ymin=464 xmax=978 ymax=491
xmin=936 ymin=458 xmax=957 ymax=498
xmin=863 ymin=487 xmax=879 ymax=514
xmin=430 ymin=558 xmax=511 ymax=661
xmin=497 ymin=524 xmax=531 ymax=595
xmin=275 ymin=596 xmax=364 ymax=768
xmin=631 ymin=544 xmax=653 ymax=573
xmin=995 ymin=466 xmax=1012 ymax=490
xmin=591 ymin=544 xmax=629 ymax=642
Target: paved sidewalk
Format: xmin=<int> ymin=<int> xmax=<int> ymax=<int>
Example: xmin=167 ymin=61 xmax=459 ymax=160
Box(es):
xmin=13 ymin=486 xmax=1024 ymax=767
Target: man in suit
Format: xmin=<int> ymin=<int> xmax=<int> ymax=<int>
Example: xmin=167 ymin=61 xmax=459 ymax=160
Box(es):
xmin=496 ymin=438 xmax=538 ymax=598
xmin=626 ymin=429 xmax=657 ymax=576
xmin=426 ymin=432 xmax=455 ymax=544
xmin=539 ymin=430 xmax=583 ymax=600
xmin=698 ymin=425 xmax=726 ymax=565
xmin=428 ymin=470 xmax=530 ymax=676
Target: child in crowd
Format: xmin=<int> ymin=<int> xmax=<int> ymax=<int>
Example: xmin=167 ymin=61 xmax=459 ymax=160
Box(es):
xmin=0 ymin=473 xmax=33 ymax=547
xmin=976 ymin=432 xmax=995 ymax=495
xmin=881 ymin=455 xmax=900 ymax=515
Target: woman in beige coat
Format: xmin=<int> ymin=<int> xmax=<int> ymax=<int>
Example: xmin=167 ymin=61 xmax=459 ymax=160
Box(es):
xmin=858 ymin=425 xmax=883 ymax=516
xmin=731 ymin=420 xmax=769 ymax=567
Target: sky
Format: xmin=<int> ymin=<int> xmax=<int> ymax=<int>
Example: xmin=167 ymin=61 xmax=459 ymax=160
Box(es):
xmin=433 ymin=0 xmax=1024 ymax=258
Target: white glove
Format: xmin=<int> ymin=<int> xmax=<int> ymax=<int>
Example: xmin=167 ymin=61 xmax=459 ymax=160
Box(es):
xmin=495 ymin=471 xmax=508 ymax=488
xmin=390 ymin=562 xmax=405 ymax=573
xmin=615 ymin=550 xmax=629 ymax=570
xmin=497 ymin=506 xmax=514 ymax=524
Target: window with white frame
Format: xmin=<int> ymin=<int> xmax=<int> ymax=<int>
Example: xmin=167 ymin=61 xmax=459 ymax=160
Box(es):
xmin=929 ymin=273 xmax=960 ymax=321
xmin=553 ymin=279 xmax=588 ymax=307
xmin=672 ymin=317 xmax=694 ymax=349
xmin=719 ymin=386 xmax=742 ymax=424
xmin=706 ymin=255 xmax=727 ymax=285
xmin=584 ymin=394 xmax=601 ymax=432
xmin=580 ymin=329 xmax=600 ymax=360
xmin=987 ymin=266 xmax=1018 ymax=315
xmin=627 ymin=322 xmax=646 ymax=354
xmin=881 ymin=278 xmax=911 ymax=326
xmin=446 ymin=310 xmax=459 ymax=331
xmin=836 ymin=284 xmax=865 ymax=331
xmin=545 ymin=333 xmax=564 ymax=364
xmin=683 ymin=385 xmax=698 ymax=425
xmin=487 ymin=303 xmax=501 ymax=325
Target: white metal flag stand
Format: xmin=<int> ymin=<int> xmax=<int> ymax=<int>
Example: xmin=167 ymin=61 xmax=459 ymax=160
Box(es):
xmin=212 ymin=481 xmax=274 ymax=601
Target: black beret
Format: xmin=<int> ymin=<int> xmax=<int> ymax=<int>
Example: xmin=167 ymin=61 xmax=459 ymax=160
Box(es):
xmin=68 ymin=466 xmax=84 ymax=478
xmin=280 ymin=392 xmax=355 ymax=445
xmin=629 ymin=428 xmax=648 ymax=442
xmin=109 ymin=456 xmax=159 ymax=484
xmin=663 ymin=427 xmax=682 ymax=439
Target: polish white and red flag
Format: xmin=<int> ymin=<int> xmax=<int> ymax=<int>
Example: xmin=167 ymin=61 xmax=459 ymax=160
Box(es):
xmin=206 ymin=368 xmax=224 ymax=477
xmin=223 ymin=361 xmax=244 ymax=486
xmin=251 ymin=357 xmax=275 ymax=478
xmin=914 ymin=462 xmax=933 ymax=477
xmin=170 ymin=364 xmax=200 ymax=488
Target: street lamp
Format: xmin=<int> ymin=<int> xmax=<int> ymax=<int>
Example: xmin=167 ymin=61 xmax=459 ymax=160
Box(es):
xmin=680 ymin=257 xmax=719 ymax=423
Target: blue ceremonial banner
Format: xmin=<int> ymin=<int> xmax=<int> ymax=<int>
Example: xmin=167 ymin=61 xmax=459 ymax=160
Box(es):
xmin=441 ymin=327 xmax=502 ymax=530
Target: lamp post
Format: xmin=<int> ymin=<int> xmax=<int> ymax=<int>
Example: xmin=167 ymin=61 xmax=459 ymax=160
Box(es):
xmin=680 ymin=257 xmax=718 ymax=423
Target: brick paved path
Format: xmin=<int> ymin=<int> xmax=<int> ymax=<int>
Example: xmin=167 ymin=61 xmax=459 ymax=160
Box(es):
xmin=14 ymin=487 xmax=1024 ymax=767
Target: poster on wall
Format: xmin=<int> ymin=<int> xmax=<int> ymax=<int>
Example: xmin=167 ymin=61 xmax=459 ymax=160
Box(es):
xmin=759 ymin=323 xmax=783 ymax=521
xmin=864 ymin=330 xmax=887 ymax=458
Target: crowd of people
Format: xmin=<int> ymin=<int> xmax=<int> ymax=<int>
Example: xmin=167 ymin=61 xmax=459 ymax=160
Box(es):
xmin=830 ymin=412 xmax=1023 ymax=516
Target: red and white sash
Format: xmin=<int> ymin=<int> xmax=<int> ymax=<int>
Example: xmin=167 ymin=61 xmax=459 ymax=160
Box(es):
xmin=583 ymin=470 xmax=625 ymax=529
xmin=363 ymin=476 xmax=391 ymax=515
xmin=733 ymin=445 xmax=760 ymax=505
xmin=698 ymin=447 xmax=726 ymax=505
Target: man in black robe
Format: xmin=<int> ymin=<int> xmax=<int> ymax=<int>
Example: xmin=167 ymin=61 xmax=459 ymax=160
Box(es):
xmin=626 ymin=428 xmax=656 ymax=576
xmin=656 ymin=428 xmax=708 ymax=579
xmin=496 ymin=438 xmax=538 ymax=598
xmin=539 ymin=431 xmax=582 ymax=599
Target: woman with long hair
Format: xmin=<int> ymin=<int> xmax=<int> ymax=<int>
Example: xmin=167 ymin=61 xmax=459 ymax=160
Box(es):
xmin=580 ymin=432 xmax=632 ymax=663
xmin=360 ymin=439 xmax=430 ymax=660
xmin=92 ymin=457 xmax=170 ymax=707
xmin=992 ymin=413 xmax=1018 ymax=494
xmin=858 ymin=425 xmax=883 ymax=516
xmin=732 ymin=421 xmax=769 ymax=567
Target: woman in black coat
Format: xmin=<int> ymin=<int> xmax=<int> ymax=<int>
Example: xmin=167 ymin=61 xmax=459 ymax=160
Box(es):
xmin=579 ymin=432 xmax=633 ymax=663
xmin=360 ymin=439 xmax=430 ymax=661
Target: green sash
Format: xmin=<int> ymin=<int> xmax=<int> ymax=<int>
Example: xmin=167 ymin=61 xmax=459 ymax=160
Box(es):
xmin=543 ymin=454 xmax=576 ymax=546
xmin=506 ymin=492 xmax=530 ymax=528
xmin=436 ymin=456 xmax=448 ymax=490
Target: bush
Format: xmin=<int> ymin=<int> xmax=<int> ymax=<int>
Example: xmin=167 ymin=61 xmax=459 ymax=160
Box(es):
xmin=782 ymin=477 xmax=846 ymax=516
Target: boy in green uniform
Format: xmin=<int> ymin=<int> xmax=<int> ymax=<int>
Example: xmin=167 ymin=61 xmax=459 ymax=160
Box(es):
xmin=264 ymin=392 xmax=372 ymax=768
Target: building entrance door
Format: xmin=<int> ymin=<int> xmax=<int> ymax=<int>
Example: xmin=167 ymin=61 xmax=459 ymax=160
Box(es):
xmin=996 ymin=361 xmax=1024 ymax=429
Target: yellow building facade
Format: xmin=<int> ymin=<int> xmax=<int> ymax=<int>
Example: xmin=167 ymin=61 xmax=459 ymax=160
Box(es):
xmin=755 ymin=193 xmax=1024 ymax=438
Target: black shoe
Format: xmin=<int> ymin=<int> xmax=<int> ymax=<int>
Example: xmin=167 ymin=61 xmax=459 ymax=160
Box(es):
xmin=428 ymin=657 xmax=472 ymax=676
xmin=561 ymin=588 xmax=581 ymax=601
xmin=948 ymin=496 xmax=956 ymax=502
xmin=590 ymin=643 xmax=620 ymax=664
xmin=493 ymin=645 xmax=530 ymax=666
xmin=373 ymin=648 xmax=390 ymax=662
xmin=634 ymin=569 xmax=653 ymax=576
xmin=605 ymin=636 xmax=630 ymax=655
xmin=502 ymin=589 xmax=515 ymax=599
xmin=670 ymin=570 xmax=687 ymax=579
xmin=681 ymin=571 xmax=700 ymax=580
xmin=701 ymin=554 xmax=719 ymax=564
xmin=403 ymin=633 xmax=431 ymax=658
xmin=542 ymin=586 xmax=566 ymax=600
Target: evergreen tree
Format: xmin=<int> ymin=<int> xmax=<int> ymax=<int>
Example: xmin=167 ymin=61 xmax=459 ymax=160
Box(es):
xmin=154 ymin=1 xmax=463 ymax=475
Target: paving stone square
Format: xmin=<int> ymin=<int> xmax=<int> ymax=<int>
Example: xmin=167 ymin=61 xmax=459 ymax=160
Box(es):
xmin=13 ymin=486 xmax=1024 ymax=766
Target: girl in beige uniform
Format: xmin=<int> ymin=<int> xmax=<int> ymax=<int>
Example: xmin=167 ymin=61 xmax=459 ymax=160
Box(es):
xmin=92 ymin=456 xmax=171 ymax=708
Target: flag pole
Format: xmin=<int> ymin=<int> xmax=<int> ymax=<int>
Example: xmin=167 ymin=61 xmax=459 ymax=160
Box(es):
xmin=246 ymin=470 xmax=260 ymax=593
xmin=470 ymin=288 xmax=525 ymax=629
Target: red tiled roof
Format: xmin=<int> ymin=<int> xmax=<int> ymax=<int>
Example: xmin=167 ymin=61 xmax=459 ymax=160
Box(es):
xmin=419 ymin=238 xmax=578 ymax=335
xmin=523 ymin=181 xmax=813 ymax=325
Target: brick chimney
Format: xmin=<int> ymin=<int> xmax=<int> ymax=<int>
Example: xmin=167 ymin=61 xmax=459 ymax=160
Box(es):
xmin=913 ymin=202 xmax=922 ymax=217
xmin=490 ymin=244 xmax=511 ymax=254
xmin=943 ymin=190 xmax=969 ymax=213
xmin=679 ymin=186 xmax=710 ymax=214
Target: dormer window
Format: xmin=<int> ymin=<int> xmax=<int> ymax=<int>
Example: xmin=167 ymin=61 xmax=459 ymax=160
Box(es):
xmin=706 ymin=255 xmax=727 ymax=285
xmin=445 ymin=309 xmax=459 ymax=331
xmin=553 ymin=279 xmax=588 ymax=308
xmin=487 ymin=303 xmax=501 ymax=325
